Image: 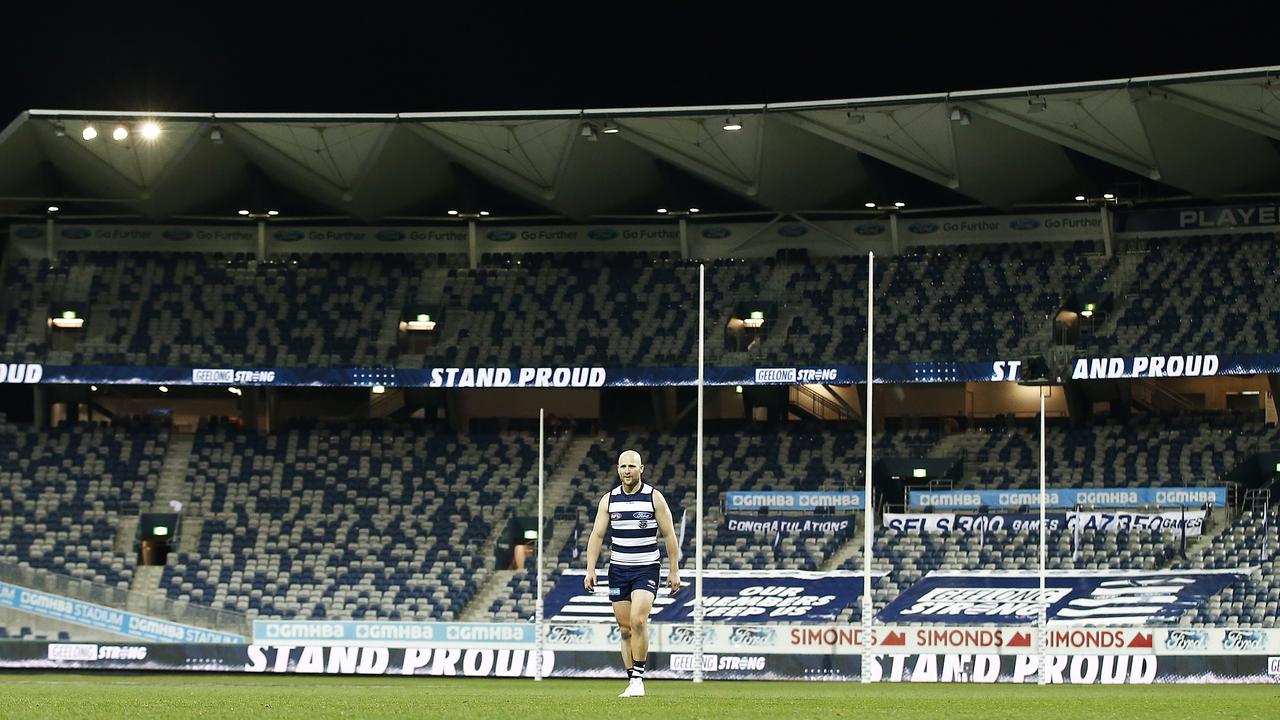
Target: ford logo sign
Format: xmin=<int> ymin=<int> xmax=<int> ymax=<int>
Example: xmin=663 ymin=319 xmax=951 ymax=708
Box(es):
xmin=487 ymin=230 xmax=516 ymax=242
xmin=60 ymin=227 xmax=91 ymax=239
xmin=587 ymin=228 xmax=618 ymax=241
xmin=701 ymin=226 xmax=732 ymax=239
xmin=908 ymin=222 xmax=939 ymax=234
xmin=274 ymin=230 xmax=305 ymax=242
xmin=375 ymin=230 xmax=405 ymax=242
xmin=1009 ymin=218 xmax=1040 ymax=231
xmin=14 ymin=226 xmax=44 ymax=239
xmin=162 ymin=229 xmax=193 ymax=241
xmin=777 ymin=224 xmax=808 ymax=238
xmin=854 ymin=223 xmax=885 ymax=236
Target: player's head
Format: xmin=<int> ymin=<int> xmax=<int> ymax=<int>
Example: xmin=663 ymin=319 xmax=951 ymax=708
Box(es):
xmin=617 ymin=450 xmax=643 ymax=488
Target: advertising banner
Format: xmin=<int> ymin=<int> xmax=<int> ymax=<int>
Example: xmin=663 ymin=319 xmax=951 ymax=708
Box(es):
xmin=876 ymin=569 xmax=1246 ymax=625
xmin=1116 ymin=203 xmax=1280 ymax=235
xmin=884 ymin=510 xmax=1207 ymax=537
xmin=7 ymin=354 xmax=1280 ymax=388
xmin=252 ymin=621 xmax=533 ymax=647
xmin=544 ymin=569 xmax=878 ymax=624
xmin=3 ymin=639 xmax=1278 ymax=683
xmin=0 ymin=580 xmax=245 ymax=644
xmin=722 ymin=515 xmax=853 ymax=538
xmin=909 ymin=487 xmax=1226 ymax=510
xmin=725 ymin=491 xmax=864 ymax=511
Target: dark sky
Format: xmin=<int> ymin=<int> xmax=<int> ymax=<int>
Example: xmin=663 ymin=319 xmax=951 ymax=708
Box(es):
xmin=2 ymin=6 xmax=1277 ymax=120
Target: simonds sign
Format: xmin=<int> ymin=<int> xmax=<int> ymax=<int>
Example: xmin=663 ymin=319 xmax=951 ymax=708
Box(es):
xmin=0 ymin=363 xmax=43 ymax=383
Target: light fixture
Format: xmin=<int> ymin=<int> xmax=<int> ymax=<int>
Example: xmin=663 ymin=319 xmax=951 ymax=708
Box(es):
xmin=735 ymin=385 xmax=744 ymax=394
xmin=580 ymin=123 xmax=598 ymax=142
xmin=864 ymin=202 xmax=876 ymax=209
xmin=689 ymin=207 xmax=700 ymax=213
xmin=479 ymin=210 xmax=490 ymax=216
xmin=371 ymin=384 xmax=386 ymax=394
xmin=229 ymin=387 xmax=242 ymax=396
xmin=1080 ymin=302 xmax=1095 ymax=318
xmin=140 ymin=121 xmax=161 ymax=140
xmin=1074 ymin=195 xmax=1086 ymax=202
xmin=90 ymin=385 xmax=98 ymax=392
xmin=1242 ymin=391 xmax=1261 ymax=396
xmin=402 ymin=313 xmax=437 ymax=332
xmin=112 ymin=126 xmax=128 ymax=141
xmin=894 ymin=201 xmax=906 ymax=208
xmin=913 ymin=468 xmax=928 ymax=479
xmin=447 ymin=210 xmax=459 ymax=216
xmin=52 ymin=121 xmax=66 ymax=137
xmin=47 ymin=205 xmax=59 ymax=213
xmin=722 ymin=115 xmax=742 ymax=131
xmin=1102 ymin=193 xmax=1115 ymax=200
xmin=657 ymin=208 xmax=668 ymax=214
xmin=82 ymin=126 xmax=97 ymax=141
xmin=50 ymin=309 xmax=84 ymax=329
xmin=158 ymin=386 xmax=169 ymax=393
xmin=1028 ymin=96 xmax=1047 ymax=113
xmin=238 ymin=210 xmax=250 ymax=216
xmin=949 ymin=108 xmax=970 ymax=126
xmin=267 ymin=210 xmax=279 ymax=216
xmin=209 ymin=127 xmax=223 ymax=144
xmin=743 ymin=310 xmax=765 ymax=329
xmin=601 ymin=121 xmax=620 ymax=134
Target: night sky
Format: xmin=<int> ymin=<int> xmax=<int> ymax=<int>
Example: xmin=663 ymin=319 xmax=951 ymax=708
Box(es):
xmin=2 ymin=6 xmax=1275 ymax=121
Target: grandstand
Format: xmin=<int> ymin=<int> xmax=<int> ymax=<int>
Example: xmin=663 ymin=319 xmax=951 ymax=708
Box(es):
xmin=0 ymin=66 xmax=1277 ymax=687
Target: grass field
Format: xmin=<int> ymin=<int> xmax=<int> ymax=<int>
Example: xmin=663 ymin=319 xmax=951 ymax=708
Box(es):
xmin=0 ymin=673 xmax=1276 ymax=719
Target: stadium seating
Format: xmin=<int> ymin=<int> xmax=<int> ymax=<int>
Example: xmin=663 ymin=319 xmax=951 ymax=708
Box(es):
xmin=160 ymin=419 xmax=561 ymax=621
xmin=18 ymin=236 xmax=1272 ymax=369
xmin=0 ymin=416 xmax=163 ymax=589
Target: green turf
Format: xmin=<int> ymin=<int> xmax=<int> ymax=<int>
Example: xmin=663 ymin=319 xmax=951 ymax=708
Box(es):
xmin=0 ymin=673 xmax=1275 ymax=719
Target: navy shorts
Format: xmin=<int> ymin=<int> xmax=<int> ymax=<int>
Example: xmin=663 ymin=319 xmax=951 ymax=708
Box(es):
xmin=608 ymin=563 xmax=660 ymax=602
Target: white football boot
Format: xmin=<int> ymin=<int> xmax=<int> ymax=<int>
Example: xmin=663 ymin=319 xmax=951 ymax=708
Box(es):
xmin=618 ymin=678 xmax=645 ymax=697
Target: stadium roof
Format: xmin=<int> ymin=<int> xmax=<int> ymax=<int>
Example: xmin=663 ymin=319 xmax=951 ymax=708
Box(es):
xmin=3 ymin=65 xmax=1280 ymax=224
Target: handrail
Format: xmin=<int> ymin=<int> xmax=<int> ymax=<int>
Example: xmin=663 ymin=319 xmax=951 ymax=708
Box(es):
xmin=0 ymin=561 xmax=249 ymax=638
xmin=789 ymin=385 xmax=849 ymax=421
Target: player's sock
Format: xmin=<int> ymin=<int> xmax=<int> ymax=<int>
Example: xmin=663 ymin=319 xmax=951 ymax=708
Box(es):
xmin=626 ymin=666 xmax=635 ymax=679
xmin=632 ymin=660 xmax=646 ymax=680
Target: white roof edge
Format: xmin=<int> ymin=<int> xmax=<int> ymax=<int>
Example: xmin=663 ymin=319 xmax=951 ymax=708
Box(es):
xmin=20 ymin=66 xmax=1280 ymax=126
xmin=213 ymin=112 xmax=399 ymax=120
xmin=1130 ymin=64 xmax=1280 ymax=84
xmin=766 ymin=92 xmax=949 ymax=110
xmin=28 ymin=109 xmax=216 ymax=119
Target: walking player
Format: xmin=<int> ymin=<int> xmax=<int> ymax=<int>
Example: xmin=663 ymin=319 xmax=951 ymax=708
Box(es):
xmin=584 ymin=449 xmax=681 ymax=697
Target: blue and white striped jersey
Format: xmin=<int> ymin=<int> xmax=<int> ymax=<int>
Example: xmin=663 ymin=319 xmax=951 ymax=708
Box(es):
xmin=607 ymin=483 xmax=660 ymax=567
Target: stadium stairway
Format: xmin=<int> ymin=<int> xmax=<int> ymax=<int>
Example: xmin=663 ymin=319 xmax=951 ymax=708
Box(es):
xmin=818 ymin=529 xmax=863 ymax=572
xmin=458 ymin=433 xmax=590 ymax=621
xmin=459 ymin=570 xmax=520 ymax=622
xmin=153 ymin=434 xmax=196 ymax=512
xmin=1159 ymin=510 xmax=1235 ymax=570
xmin=126 ymin=566 xmax=165 ymax=611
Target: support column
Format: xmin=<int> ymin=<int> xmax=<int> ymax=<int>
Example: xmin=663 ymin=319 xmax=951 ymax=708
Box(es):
xmin=1100 ymin=204 xmax=1114 ymax=257
xmin=679 ymin=216 xmax=690 ymax=259
xmin=256 ymin=221 xmax=266 ymax=261
xmin=33 ymin=386 xmax=48 ymax=428
xmin=45 ymin=217 xmax=55 ymax=261
xmin=468 ymin=221 xmax=478 ymax=269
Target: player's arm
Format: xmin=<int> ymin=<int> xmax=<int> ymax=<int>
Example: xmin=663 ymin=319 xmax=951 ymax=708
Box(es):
xmin=653 ymin=490 xmax=682 ymax=592
xmin=583 ymin=494 xmax=610 ymax=592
